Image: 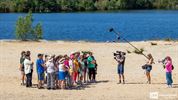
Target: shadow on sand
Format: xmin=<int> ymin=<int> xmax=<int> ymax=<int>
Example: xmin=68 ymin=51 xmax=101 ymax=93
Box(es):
xmin=28 ymin=80 xmax=109 ymax=90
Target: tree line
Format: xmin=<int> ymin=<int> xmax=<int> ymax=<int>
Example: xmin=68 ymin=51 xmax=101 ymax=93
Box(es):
xmin=0 ymin=0 xmax=178 ymax=13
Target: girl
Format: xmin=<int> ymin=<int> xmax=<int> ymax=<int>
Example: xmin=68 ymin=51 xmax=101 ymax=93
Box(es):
xmin=73 ymin=54 xmax=80 ymax=85
xmin=58 ymin=58 xmax=67 ymax=89
xmin=145 ymin=53 xmax=154 ymax=84
xmin=165 ymin=56 xmax=173 ymax=88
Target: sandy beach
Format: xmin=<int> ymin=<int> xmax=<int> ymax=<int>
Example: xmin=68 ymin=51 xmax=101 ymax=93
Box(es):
xmin=0 ymin=40 xmax=177 ymax=100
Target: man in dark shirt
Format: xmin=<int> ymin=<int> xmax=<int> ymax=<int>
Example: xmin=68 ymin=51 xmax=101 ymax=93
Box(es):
xmin=115 ymin=52 xmax=125 ymax=84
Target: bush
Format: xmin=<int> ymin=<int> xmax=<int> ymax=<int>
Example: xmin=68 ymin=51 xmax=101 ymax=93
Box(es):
xmin=133 ymin=48 xmax=144 ymax=54
xmin=15 ymin=11 xmax=43 ymax=41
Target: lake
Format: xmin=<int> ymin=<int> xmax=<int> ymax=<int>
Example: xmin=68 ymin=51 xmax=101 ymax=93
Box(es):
xmin=0 ymin=10 xmax=178 ymax=42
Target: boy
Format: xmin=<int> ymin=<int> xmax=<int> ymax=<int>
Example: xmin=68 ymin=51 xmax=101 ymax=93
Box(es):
xmin=36 ymin=54 xmax=46 ymax=89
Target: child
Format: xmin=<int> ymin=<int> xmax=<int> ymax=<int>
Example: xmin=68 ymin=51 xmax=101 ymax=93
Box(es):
xmin=24 ymin=54 xmax=34 ymax=87
xmin=78 ymin=55 xmax=85 ymax=83
xmin=165 ymin=56 xmax=173 ymax=88
xmin=58 ymin=58 xmax=67 ymax=89
xmin=36 ymin=54 xmax=46 ymax=89
xmin=46 ymin=56 xmax=56 ymax=90
xmin=73 ymin=54 xmax=80 ymax=84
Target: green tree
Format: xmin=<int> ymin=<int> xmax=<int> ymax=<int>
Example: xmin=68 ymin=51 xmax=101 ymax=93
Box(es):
xmin=16 ymin=11 xmax=43 ymax=41
xmin=33 ymin=23 xmax=43 ymax=40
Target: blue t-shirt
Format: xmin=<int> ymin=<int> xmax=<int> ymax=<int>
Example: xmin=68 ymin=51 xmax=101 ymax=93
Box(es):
xmin=36 ymin=59 xmax=44 ymax=74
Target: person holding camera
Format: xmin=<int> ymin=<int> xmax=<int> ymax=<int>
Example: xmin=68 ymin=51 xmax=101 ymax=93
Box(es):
xmin=114 ymin=51 xmax=126 ymax=84
xmin=159 ymin=56 xmax=174 ymax=88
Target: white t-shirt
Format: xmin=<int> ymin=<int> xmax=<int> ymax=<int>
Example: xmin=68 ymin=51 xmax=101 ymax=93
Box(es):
xmin=24 ymin=59 xmax=33 ymax=74
xmin=58 ymin=64 xmax=65 ymax=72
xmin=46 ymin=61 xmax=55 ymax=73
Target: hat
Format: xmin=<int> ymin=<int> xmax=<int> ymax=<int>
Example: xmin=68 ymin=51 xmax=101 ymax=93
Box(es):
xmin=70 ymin=51 xmax=75 ymax=55
xmin=70 ymin=54 xmax=74 ymax=59
xmin=47 ymin=55 xmax=53 ymax=62
xmin=59 ymin=58 xmax=65 ymax=64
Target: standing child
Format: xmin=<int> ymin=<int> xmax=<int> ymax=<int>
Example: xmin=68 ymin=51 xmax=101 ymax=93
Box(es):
xmin=73 ymin=54 xmax=80 ymax=84
xmin=46 ymin=56 xmax=56 ymax=90
xmin=36 ymin=54 xmax=46 ymax=89
xmin=165 ymin=56 xmax=173 ymax=88
xmin=58 ymin=58 xmax=67 ymax=89
xmin=24 ymin=54 xmax=34 ymax=87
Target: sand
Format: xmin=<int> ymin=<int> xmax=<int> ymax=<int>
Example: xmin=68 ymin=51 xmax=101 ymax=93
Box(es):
xmin=0 ymin=40 xmax=178 ymax=100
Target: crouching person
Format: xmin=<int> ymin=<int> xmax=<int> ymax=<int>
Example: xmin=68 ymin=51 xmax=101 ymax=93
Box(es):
xmin=24 ymin=54 xmax=34 ymax=87
xmin=46 ymin=56 xmax=56 ymax=90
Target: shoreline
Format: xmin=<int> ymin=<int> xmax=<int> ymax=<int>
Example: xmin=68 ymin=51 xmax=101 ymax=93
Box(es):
xmin=0 ymin=39 xmax=177 ymax=43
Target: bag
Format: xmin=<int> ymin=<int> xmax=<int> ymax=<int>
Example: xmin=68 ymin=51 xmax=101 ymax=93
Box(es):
xmin=142 ymin=64 xmax=148 ymax=69
xmin=172 ymin=65 xmax=174 ymax=70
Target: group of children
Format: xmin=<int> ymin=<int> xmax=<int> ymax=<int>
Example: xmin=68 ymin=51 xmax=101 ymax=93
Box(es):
xmin=19 ymin=51 xmax=97 ymax=90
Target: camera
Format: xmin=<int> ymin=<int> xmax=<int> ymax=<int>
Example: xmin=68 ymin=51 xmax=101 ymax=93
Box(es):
xmin=113 ymin=51 xmax=126 ymax=60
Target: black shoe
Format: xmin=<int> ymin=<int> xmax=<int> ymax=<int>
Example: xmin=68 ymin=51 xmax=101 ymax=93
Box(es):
xmin=47 ymin=87 xmax=51 ymax=90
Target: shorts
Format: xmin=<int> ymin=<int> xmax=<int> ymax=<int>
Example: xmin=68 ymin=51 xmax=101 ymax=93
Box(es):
xmin=21 ymin=66 xmax=24 ymax=72
xmin=58 ymin=71 xmax=66 ymax=80
xmin=38 ymin=73 xmax=44 ymax=81
xmin=146 ymin=66 xmax=152 ymax=72
xmin=117 ymin=64 xmax=124 ymax=74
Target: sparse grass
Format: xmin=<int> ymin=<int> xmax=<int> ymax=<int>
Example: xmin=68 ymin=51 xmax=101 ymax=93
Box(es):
xmin=133 ymin=48 xmax=144 ymax=54
xmin=151 ymin=42 xmax=157 ymax=46
xmin=127 ymin=50 xmax=131 ymax=54
xmin=164 ymin=38 xmax=172 ymax=42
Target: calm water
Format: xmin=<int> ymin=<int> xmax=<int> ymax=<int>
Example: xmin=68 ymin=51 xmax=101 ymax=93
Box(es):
xmin=0 ymin=10 xmax=178 ymax=42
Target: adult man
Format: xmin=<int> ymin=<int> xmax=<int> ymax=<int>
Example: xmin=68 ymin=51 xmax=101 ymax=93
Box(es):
xmin=36 ymin=54 xmax=46 ymax=89
xmin=115 ymin=51 xmax=126 ymax=84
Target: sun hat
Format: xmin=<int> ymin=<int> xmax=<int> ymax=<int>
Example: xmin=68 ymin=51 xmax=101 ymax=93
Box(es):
xmin=59 ymin=57 xmax=65 ymax=64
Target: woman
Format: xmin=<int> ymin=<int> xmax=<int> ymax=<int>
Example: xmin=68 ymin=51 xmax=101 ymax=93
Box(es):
xmin=87 ymin=52 xmax=96 ymax=83
xmin=19 ymin=51 xmax=26 ymax=85
xmin=165 ymin=56 xmax=173 ymax=88
xmin=24 ymin=54 xmax=34 ymax=87
xmin=58 ymin=58 xmax=67 ymax=89
xmin=145 ymin=53 xmax=154 ymax=84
